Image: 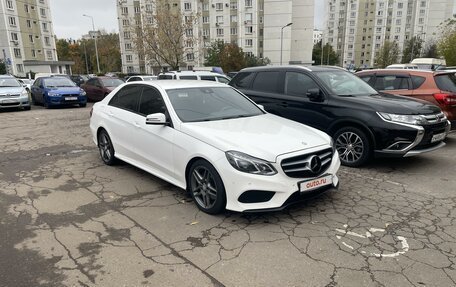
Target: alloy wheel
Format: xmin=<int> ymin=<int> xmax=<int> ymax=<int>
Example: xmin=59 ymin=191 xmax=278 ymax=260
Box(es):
xmin=98 ymin=133 xmax=112 ymax=163
xmin=336 ymin=131 xmax=364 ymax=164
xmin=190 ymin=166 xmax=218 ymax=209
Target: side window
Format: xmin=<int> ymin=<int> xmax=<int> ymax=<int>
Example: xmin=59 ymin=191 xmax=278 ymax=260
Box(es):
xmin=216 ymin=76 xmax=230 ymax=84
xmin=86 ymin=78 xmax=96 ymax=86
xmin=285 ymin=72 xmax=319 ymax=96
xmin=252 ymin=71 xmax=281 ymax=93
xmin=231 ymin=72 xmax=255 ymax=89
xmin=138 ymin=87 xmax=166 ymax=116
xmin=200 ymin=76 xmax=217 ymax=81
xmin=33 ymin=79 xmax=41 ymax=87
xmin=179 ymin=75 xmax=198 ymax=80
xmin=374 ymin=75 xmax=409 ymax=90
xmin=108 ymin=85 xmax=142 ymax=112
xmin=359 ymin=76 xmax=372 ymax=83
xmin=411 ymin=76 xmax=426 ymax=89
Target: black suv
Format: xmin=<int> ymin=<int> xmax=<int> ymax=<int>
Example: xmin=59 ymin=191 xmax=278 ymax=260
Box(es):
xmin=229 ymin=66 xmax=451 ymax=166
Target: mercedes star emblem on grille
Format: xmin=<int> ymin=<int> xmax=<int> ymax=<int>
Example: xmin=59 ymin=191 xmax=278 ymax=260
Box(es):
xmin=309 ymin=155 xmax=322 ymax=174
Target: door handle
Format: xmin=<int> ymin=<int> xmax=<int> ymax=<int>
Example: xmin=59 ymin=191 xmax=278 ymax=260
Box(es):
xmin=133 ymin=121 xmax=141 ymax=128
xmin=108 ymin=111 xmax=114 ymax=117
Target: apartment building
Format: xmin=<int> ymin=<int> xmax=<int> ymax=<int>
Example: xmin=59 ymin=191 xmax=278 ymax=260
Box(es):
xmin=324 ymin=0 xmax=455 ymax=68
xmin=117 ymin=0 xmax=314 ymax=74
xmin=313 ymin=29 xmax=323 ymax=45
xmin=0 ymin=0 xmax=72 ymax=77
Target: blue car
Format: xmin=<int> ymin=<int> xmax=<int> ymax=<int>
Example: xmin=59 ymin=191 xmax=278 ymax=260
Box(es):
xmin=31 ymin=76 xmax=87 ymax=108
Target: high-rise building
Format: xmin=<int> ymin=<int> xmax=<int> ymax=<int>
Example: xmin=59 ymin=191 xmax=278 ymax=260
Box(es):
xmin=313 ymin=29 xmax=323 ymax=45
xmin=0 ymin=0 xmax=72 ymax=77
xmin=324 ymin=0 xmax=455 ymax=68
xmin=117 ymin=0 xmax=314 ymax=74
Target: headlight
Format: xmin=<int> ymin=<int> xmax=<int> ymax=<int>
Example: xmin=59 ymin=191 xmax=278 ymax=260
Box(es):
xmin=21 ymin=90 xmax=28 ymax=97
xmin=378 ymin=112 xmax=427 ymax=125
xmin=226 ymin=151 xmax=277 ymax=176
xmin=48 ymin=92 xmax=60 ymax=97
xmin=80 ymin=89 xmax=86 ymax=96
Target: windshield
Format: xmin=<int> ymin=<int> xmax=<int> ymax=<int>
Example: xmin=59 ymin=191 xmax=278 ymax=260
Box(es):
xmin=435 ymin=73 xmax=456 ymax=93
xmin=315 ymin=70 xmax=378 ymax=96
xmin=43 ymin=77 xmax=76 ymax=88
xmin=166 ymin=87 xmax=263 ymax=122
xmin=101 ymin=78 xmax=124 ymax=87
xmin=0 ymin=78 xmax=21 ymax=88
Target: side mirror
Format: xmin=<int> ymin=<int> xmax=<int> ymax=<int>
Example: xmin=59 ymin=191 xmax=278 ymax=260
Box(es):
xmin=306 ymin=88 xmax=323 ymax=102
xmin=146 ymin=113 xmax=169 ymax=125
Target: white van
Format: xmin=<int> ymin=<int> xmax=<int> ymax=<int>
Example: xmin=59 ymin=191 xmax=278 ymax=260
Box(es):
xmin=386 ymin=64 xmax=419 ymax=69
xmin=157 ymin=71 xmax=230 ymax=84
xmin=410 ymin=58 xmax=447 ymax=70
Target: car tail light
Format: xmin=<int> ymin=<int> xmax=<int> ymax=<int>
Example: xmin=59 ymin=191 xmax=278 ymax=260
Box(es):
xmin=433 ymin=93 xmax=456 ymax=106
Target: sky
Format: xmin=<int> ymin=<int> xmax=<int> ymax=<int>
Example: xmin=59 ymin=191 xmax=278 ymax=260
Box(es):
xmin=50 ymin=0 xmax=455 ymax=39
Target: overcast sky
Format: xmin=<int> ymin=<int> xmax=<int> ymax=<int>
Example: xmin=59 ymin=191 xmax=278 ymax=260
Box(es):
xmin=50 ymin=0 xmax=454 ymax=39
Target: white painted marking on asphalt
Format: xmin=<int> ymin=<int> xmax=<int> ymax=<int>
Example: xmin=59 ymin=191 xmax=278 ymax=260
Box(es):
xmin=342 ymin=242 xmax=354 ymax=250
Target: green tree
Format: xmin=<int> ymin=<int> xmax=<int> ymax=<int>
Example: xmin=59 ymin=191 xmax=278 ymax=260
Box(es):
xmin=245 ymin=54 xmax=271 ymax=67
xmin=204 ymin=40 xmax=225 ymax=67
xmin=401 ymin=36 xmax=424 ymax=63
xmin=56 ymin=39 xmax=71 ymax=60
xmin=422 ymin=42 xmax=440 ymax=58
xmin=0 ymin=60 xmax=6 ymax=74
xmin=438 ymin=17 xmax=456 ymax=66
xmin=375 ymin=41 xmax=400 ymax=68
xmin=312 ymin=41 xmax=339 ymax=65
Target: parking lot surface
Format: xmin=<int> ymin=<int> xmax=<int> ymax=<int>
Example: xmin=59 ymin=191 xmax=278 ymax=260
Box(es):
xmin=1 ymin=104 xmax=456 ymax=287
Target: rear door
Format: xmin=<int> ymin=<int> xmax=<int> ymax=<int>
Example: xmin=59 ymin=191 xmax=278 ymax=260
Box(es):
xmin=372 ymin=73 xmax=413 ymax=96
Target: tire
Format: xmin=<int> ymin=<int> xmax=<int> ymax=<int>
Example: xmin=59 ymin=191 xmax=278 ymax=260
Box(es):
xmin=79 ymin=103 xmax=87 ymax=108
xmin=334 ymin=126 xmax=371 ymax=167
xmin=188 ymin=160 xmax=226 ymax=214
xmin=24 ymin=106 xmax=31 ymax=111
xmin=98 ymin=130 xmax=116 ymax=165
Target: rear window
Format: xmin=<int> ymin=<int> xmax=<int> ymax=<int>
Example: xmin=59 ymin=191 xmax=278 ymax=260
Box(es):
xmin=411 ymin=76 xmax=426 ymax=89
xmin=374 ymin=75 xmax=409 ymax=90
xmin=158 ymin=75 xmax=173 ymax=80
xmin=230 ymin=72 xmax=255 ymax=89
xmin=200 ymin=76 xmax=216 ymax=81
xmin=252 ymin=71 xmax=281 ymax=93
xmin=179 ymin=76 xmax=198 ymax=80
xmin=435 ymin=73 xmax=456 ymax=93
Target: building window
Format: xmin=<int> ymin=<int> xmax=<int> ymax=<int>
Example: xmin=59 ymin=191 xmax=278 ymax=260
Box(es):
xmin=14 ymin=48 xmax=21 ymax=58
xmin=8 ymin=17 xmax=16 ymax=27
xmin=122 ymin=19 xmax=129 ymax=26
xmin=230 ymin=15 xmax=237 ymax=22
xmin=203 ymin=29 xmax=209 ymax=37
xmin=6 ymin=0 xmax=13 ymax=9
xmin=216 ymin=16 xmax=223 ymax=24
xmin=17 ymin=64 xmax=24 ymax=73
xmin=44 ymin=36 xmax=50 ymax=45
xmin=46 ymin=50 xmax=53 ymax=60
xmin=245 ymin=13 xmax=252 ymax=23
xmin=126 ymin=55 xmax=133 ymax=62
xmin=216 ymin=3 xmax=223 ymax=10
xmin=185 ymin=29 xmax=193 ymax=36
xmin=40 ymin=8 xmax=46 ymax=17
xmin=26 ymin=20 xmax=31 ymax=28
xmin=145 ymin=4 xmax=152 ymax=12
xmin=125 ymin=43 xmax=132 ymax=50
xmin=230 ymin=27 xmax=237 ymax=35
xmin=42 ymin=22 xmax=48 ymax=31
xmin=245 ymin=0 xmax=252 ymax=7
xmin=11 ymin=32 xmax=18 ymax=41
xmin=134 ymin=6 xmax=140 ymax=13
xmin=245 ymin=26 xmax=253 ymax=34
xmin=203 ymin=16 xmax=209 ymax=23
xmin=203 ymin=3 xmax=209 ymax=11
xmin=186 ymin=53 xmax=194 ymax=61
xmin=24 ymin=4 xmax=29 ymax=12
xmin=31 ymin=49 xmax=36 ymax=57
xmin=184 ymin=2 xmax=191 ymax=11
xmin=29 ymin=35 xmax=34 ymax=43
xmin=122 ymin=7 xmax=128 ymax=14
xmin=245 ymin=39 xmax=253 ymax=47
xmin=231 ymin=2 xmax=237 ymax=9
xmin=216 ymin=28 xmax=224 ymax=36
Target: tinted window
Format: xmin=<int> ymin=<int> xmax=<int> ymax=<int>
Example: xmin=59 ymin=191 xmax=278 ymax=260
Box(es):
xmin=315 ymin=70 xmax=378 ymax=96
xmin=200 ymin=76 xmax=217 ymax=81
xmin=252 ymin=72 xmax=280 ymax=92
xmin=179 ymin=76 xmax=198 ymax=80
xmin=33 ymin=78 xmax=41 ymax=87
xmin=359 ymin=76 xmax=372 ymax=83
xmin=411 ymin=76 xmax=426 ymax=89
xmin=435 ymin=73 xmax=456 ymax=93
xmin=109 ymin=85 xmax=142 ymax=112
xmin=231 ymin=72 xmax=255 ymax=89
xmin=374 ymin=75 xmax=409 ymax=90
xmin=285 ymin=72 xmax=319 ymax=96
xmin=216 ymin=76 xmax=230 ymax=84
xmin=166 ymin=87 xmax=263 ymax=122
xmin=158 ymin=74 xmax=173 ymax=80
xmin=138 ymin=87 xmax=166 ymax=116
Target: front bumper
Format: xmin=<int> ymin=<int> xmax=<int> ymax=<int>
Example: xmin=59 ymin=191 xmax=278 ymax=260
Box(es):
xmin=47 ymin=95 xmax=87 ymax=106
xmin=216 ymin=149 xmax=341 ymax=212
xmin=0 ymin=97 xmax=30 ymax=109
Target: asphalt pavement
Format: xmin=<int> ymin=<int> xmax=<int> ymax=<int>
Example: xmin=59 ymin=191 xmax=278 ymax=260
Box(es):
xmin=1 ymin=104 xmax=455 ymax=287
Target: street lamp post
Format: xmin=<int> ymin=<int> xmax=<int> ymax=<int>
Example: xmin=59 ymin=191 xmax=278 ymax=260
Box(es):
xmin=280 ymin=22 xmax=293 ymax=65
xmin=83 ymin=14 xmax=100 ymax=74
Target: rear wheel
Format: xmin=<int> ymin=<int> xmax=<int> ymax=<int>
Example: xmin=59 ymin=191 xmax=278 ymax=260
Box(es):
xmin=98 ymin=130 xmax=116 ymax=165
xmin=188 ymin=160 xmax=226 ymax=214
xmin=334 ymin=127 xmax=371 ymax=167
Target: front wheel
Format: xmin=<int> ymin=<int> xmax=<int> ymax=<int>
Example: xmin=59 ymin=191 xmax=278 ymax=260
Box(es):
xmin=334 ymin=127 xmax=371 ymax=167
xmin=188 ymin=160 xmax=226 ymax=214
xmin=98 ymin=130 xmax=116 ymax=165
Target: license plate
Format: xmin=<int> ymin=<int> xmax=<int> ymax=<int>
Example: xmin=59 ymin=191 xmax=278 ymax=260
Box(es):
xmin=65 ymin=97 xmax=78 ymax=101
xmin=1 ymin=99 xmax=18 ymax=104
xmin=299 ymin=174 xmax=333 ymax=192
xmin=431 ymin=133 xmax=446 ymax=143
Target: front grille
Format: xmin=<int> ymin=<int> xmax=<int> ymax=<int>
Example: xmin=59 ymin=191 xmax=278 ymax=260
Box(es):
xmin=281 ymin=148 xmax=333 ymax=178
xmin=423 ymin=112 xmax=446 ymax=125
xmin=0 ymin=94 xmax=20 ymax=97
xmin=0 ymin=102 xmax=19 ymax=106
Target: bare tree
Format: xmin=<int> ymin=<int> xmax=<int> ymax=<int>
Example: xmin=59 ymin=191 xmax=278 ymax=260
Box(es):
xmin=130 ymin=1 xmax=199 ymax=71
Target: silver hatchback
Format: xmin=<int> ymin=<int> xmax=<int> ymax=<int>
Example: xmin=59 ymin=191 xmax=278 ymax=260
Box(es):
xmin=0 ymin=75 xmax=31 ymax=110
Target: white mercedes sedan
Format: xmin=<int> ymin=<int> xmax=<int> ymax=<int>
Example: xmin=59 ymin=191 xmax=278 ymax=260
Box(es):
xmin=89 ymin=81 xmax=340 ymax=214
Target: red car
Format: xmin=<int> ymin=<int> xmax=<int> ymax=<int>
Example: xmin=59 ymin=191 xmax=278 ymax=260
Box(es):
xmin=81 ymin=76 xmax=124 ymax=101
xmin=356 ymin=69 xmax=456 ymax=129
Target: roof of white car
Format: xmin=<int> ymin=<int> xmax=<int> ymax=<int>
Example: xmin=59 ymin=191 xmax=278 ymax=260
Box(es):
xmin=126 ymin=80 xmax=228 ymax=90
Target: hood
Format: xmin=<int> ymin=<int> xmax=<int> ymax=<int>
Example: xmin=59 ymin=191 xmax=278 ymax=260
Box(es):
xmin=45 ymin=87 xmax=82 ymax=94
xmin=180 ymin=114 xmax=331 ymax=162
xmin=343 ymin=93 xmax=441 ymax=115
xmin=0 ymin=86 xmax=25 ymax=95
